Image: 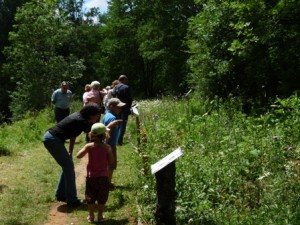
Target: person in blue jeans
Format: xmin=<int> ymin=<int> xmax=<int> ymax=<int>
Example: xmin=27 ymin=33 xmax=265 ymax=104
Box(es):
xmin=112 ymin=75 xmax=132 ymax=145
xmin=103 ymin=98 xmax=125 ymax=188
xmin=42 ymin=103 xmax=101 ymax=207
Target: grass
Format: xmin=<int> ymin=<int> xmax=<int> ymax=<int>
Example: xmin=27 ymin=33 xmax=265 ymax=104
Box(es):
xmin=72 ymin=141 xmax=142 ymax=224
xmin=0 ymin=146 xmax=59 ymax=225
xmin=3 ymin=96 xmax=300 ymax=224
xmin=0 ymin=103 xmax=143 ymax=225
xmin=125 ymin=96 xmax=300 ymax=224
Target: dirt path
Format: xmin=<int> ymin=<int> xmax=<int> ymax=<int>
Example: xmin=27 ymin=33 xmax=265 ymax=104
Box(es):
xmin=44 ymin=157 xmax=87 ymax=225
xmin=43 ymin=142 xmax=143 ymax=225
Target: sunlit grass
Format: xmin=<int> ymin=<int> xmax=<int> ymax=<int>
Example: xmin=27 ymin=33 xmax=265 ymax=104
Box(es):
xmin=1 ymin=97 xmax=300 ymax=224
xmin=130 ymin=97 xmax=300 ymax=225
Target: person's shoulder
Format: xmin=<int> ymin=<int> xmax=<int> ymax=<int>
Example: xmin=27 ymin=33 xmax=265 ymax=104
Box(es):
xmin=106 ymin=111 xmax=117 ymax=119
xmin=103 ymin=112 xmax=116 ymax=124
xmin=104 ymin=143 xmax=112 ymax=151
xmin=86 ymin=142 xmax=94 ymax=148
xmin=53 ymin=88 xmax=60 ymax=93
xmin=119 ymin=83 xmax=128 ymax=88
xmin=68 ymin=112 xmax=81 ymax=120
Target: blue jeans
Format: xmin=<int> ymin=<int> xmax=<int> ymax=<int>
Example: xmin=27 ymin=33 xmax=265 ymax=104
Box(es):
xmin=118 ymin=111 xmax=129 ymax=145
xmin=42 ymin=131 xmax=78 ymax=204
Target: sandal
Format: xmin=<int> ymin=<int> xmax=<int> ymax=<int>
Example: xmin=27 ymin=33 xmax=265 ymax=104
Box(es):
xmin=98 ymin=216 xmax=106 ymax=222
xmin=87 ymin=215 xmax=94 ymax=223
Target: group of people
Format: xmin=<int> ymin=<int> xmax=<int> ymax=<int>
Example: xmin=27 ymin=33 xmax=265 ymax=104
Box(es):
xmin=44 ymin=75 xmax=132 ymax=222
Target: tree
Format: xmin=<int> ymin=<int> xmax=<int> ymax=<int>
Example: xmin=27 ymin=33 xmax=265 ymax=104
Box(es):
xmin=0 ymin=0 xmax=29 ymax=120
xmin=3 ymin=0 xmax=85 ymax=119
xmin=187 ymin=0 xmax=300 ymax=109
xmin=98 ymin=0 xmax=199 ymax=97
xmin=134 ymin=0 xmax=199 ymax=96
xmin=96 ymin=0 xmax=144 ymax=95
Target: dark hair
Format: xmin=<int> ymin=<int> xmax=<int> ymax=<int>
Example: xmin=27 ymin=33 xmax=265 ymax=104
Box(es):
xmin=80 ymin=103 xmax=101 ymax=119
xmin=118 ymin=75 xmax=127 ymax=82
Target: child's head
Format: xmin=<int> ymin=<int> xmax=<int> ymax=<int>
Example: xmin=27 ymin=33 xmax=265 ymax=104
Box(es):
xmin=91 ymin=81 xmax=101 ymax=90
xmin=85 ymin=84 xmax=91 ymax=92
xmin=107 ymin=98 xmax=126 ymax=115
xmin=90 ymin=123 xmax=110 ymax=142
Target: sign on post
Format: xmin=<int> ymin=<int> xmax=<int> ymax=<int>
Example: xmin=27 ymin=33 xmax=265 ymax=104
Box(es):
xmin=151 ymin=147 xmax=183 ymax=174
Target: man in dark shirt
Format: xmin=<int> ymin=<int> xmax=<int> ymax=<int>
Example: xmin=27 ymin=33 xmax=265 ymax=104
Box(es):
xmin=112 ymin=75 xmax=132 ymax=145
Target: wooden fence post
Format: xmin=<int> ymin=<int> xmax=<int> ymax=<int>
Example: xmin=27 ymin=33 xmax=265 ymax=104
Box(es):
xmin=154 ymin=162 xmax=176 ymax=225
xmin=151 ymin=148 xmax=183 ymax=225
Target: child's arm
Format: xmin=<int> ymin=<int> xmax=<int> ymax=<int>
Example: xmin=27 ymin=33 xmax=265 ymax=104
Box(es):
xmin=106 ymin=119 xmax=123 ymax=129
xmin=76 ymin=144 xmax=89 ymax=158
xmin=107 ymin=145 xmax=114 ymax=166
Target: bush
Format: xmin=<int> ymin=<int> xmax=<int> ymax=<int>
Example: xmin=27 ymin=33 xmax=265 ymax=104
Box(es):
xmin=129 ymin=96 xmax=300 ymax=224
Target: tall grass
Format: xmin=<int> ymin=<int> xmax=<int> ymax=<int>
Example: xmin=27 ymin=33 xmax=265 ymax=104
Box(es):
xmin=129 ymin=95 xmax=300 ymax=225
xmin=2 ymin=97 xmax=300 ymax=224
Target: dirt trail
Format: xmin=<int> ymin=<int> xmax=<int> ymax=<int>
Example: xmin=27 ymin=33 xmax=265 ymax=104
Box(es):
xmin=44 ymin=157 xmax=87 ymax=225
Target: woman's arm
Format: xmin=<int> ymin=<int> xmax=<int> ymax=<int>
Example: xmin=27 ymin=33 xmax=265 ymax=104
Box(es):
xmin=68 ymin=137 xmax=76 ymax=156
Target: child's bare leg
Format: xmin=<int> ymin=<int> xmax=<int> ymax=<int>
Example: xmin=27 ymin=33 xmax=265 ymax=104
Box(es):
xmin=108 ymin=169 xmax=113 ymax=184
xmin=98 ymin=203 xmax=105 ymax=220
xmin=87 ymin=203 xmax=95 ymax=222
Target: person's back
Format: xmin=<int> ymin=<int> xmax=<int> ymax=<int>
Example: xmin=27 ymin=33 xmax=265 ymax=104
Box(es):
xmin=104 ymin=80 xmax=120 ymax=110
xmin=112 ymin=78 xmax=132 ymax=110
xmin=87 ymin=142 xmax=110 ymax=177
xmin=112 ymin=75 xmax=132 ymax=145
xmin=84 ymin=81 xmax=102 ymax=106
xmin=83 ymin=84 xmax=92 ymax=106
xmin=85 ymin=89 xmax=101 ymax=106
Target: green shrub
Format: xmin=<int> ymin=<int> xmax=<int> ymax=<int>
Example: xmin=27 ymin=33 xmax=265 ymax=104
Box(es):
xmin=129 ymin=96 xmax=300 ymax=225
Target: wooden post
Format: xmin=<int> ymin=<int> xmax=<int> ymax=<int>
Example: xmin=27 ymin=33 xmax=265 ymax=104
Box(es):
xmin=136 ymin=116 xmax=141 ymax=147
xmin=154 ymin=161 xmax=176 ymax=225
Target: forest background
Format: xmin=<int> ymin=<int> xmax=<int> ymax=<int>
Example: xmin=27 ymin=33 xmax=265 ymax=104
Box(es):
xmin=0 ymin=0 xmax=299 ymax=122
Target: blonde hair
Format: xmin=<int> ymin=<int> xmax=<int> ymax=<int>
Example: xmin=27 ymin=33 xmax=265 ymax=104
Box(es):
xmin=89 ymin=132 xmax=106 ymax=142
xmin=85 ymin=84 xmax=91 ymax=92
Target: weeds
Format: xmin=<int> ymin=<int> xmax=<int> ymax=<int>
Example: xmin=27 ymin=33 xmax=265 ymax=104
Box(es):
xmin=1 ymin=96 xmax=300 ymax=224
xmin=129 ymin=95 xmax=300 ymax=225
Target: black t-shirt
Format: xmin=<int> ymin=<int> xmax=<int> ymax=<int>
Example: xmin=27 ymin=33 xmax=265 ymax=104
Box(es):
xmin=48 ymin=112 xmax=92 ymax=141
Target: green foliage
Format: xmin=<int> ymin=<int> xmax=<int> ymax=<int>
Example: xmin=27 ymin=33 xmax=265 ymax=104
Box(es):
xmin=0 ymin=0 xmax=30 ymax=120
xmin=187 ymin=0 xmax=300 ymax=107
xmin=129 ymin=97 xmax=300 ymax=224
xmin=3 ymin=0 xmax=85 ymax=120
xmin=0 ymin=105 xmax=58 ymax=225
xmin=0 ymin=107 xmax=54 ymax=154
xmin=97 ymin=0 xmax=199 ymax=97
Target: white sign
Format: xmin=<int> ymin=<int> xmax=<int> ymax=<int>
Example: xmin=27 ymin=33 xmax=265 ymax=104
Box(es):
xmin=151 ymin=148 xmax=183 ymax=174
xmin=131 ymin=103 xmax=139 ymax=117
